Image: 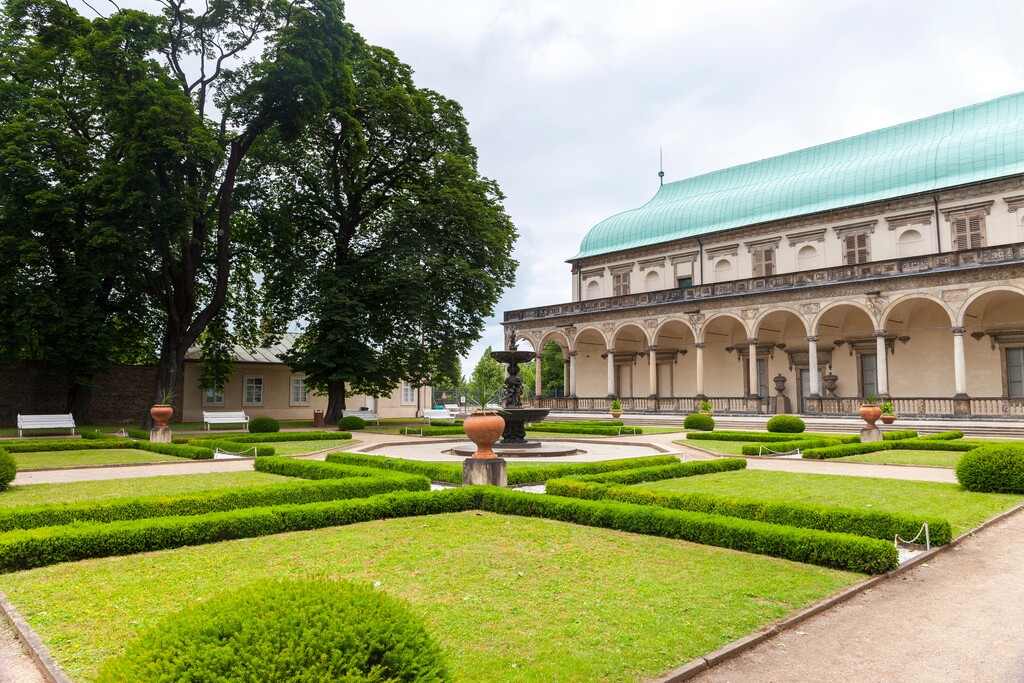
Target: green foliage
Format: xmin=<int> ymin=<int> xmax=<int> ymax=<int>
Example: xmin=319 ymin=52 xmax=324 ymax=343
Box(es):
xmin=766 ymin=415 xmax=806 ymax=433
xmin=687 ymin=431 xmax=858 ymax=444
xmin=0 ymin=449 xmax=14 ymax=491
xmin=0 ymin=476 xmax=427 ymax=532
xmin=191 ymin=432 xmax=350 ymax=444
xmin=882 ymin=429 xmax=918 ymax=440
xmin=527 ymin=424 xmax=643 ymax=436
xmin=185 ymin=440 xmax=274 ymax=458
xmin=919 ymin=430 xmax=964 ymax=440
xmin=479 ymin=489 xmax=898 ymax=573
xmin=545 ymin=480 xmax=952 ymax=546
xmin=248 ymin=417 xmax=281 ymax=433
xmin=96 ymin=579 xmax=452 ymax=683
xmin=610 ymin=399 xmax=622 ymax=411
xmin=803 ymin=442 xmax=897 ymax=460
xmin=742 ymin=438 xmax=842 ymax=456
xmin=683 ymin=413 xmax=715 ymax=431
xmin=880 ymin=401 xmax=896 ymax=415
xmin=402 ymin=426 xmax=465 ymax=437
xmin=337 ymin=415 xmax=366 ymax=431
xmin=134 ymin=441 xmax=215 ymax=460
xmin=571 ymin=458 xmax=747 ymax=485
xmin=541 ymin=341 xmax=566 ymax=396
xmin=700 ymin=401 xmax=714 ymax=413
xmin=956 ymin=444 xmax=1024 ymax=493
xmin=0 ymin=438 xmax=136 ymax=453
xmin=465 ymin=347 xmax=505 ymax=409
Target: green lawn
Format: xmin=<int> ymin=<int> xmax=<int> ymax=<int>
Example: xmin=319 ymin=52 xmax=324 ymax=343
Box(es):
xmin=0 ymin=471 xmax=290 ymax=508
xmin=636 ymin=469 xmax=1023 ymax=535
xmin=11 ymin=449 xmax=188 ymax=470
xmin=677 ymin=439 xmax=758 ymax=456
xmin=252 ymin=438 xmax=356 ymax=456
xmin=836 ymin=450 xmax=963 ymax=468
xmin=0 ymin=512 xmax=858 ymax=683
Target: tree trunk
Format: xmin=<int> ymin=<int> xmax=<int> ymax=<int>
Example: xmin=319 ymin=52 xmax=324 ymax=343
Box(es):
xmin=324 ymin=380 xmax=348 ymax=425
xmin=144 ymin=333 xmax=188 ymax=429
xmin=65 ymin=382 xmax=93 ymax=426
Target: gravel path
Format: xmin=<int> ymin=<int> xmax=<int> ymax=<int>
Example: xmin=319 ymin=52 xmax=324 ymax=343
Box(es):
xmin=689 ymin=509 xmax=1024 ymax=683
xmin=0 ymin=613 xmax=45 ymax=683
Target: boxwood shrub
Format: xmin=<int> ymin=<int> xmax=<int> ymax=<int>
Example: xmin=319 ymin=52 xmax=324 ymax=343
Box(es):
xmin=956 ymin=444 xmax=1024 ymax=493
xmin=766 ymin=415 xmax=805 ymax=433
xmin=802 ymin=441 xmax=896 ymax=459
xmin=882 ymin=429 xmax=918 ymax=440
xmin=400 ymin=426 xmax=465 ymax=437
xmin=96 ymin=579 xmax=451 ymax=683
xmin=134 ymin=441 xmax=215 ymax=460
xmin=742 ymin=438 xmax=841 ymax=456
xmin=337 ymin=415 xmax=366 ymax=431
xmin=0 ymin=448 xmax=14 ymax=491
xmin=0 ymin=474 xmax=429 ymax=532
xmin=919 ymin=430 xmax=965 ymax=440
xmin=479 ymin=489 xmax=898 ymax=573
xmin=183 ymin=440 xmax=274 ymax=458
xmin=0 ymin=438 xmax=136 ymax=453
xmin=527 ymin=424 xmax=643 ymax=436
xmin=683 ymin=413 xmax=715 ymax=431
xmin=571 ymin=458 xmax=746 ymax=485
xmin=191 ymin=431 xmax=351 ymax=444
xmin=248 ymin=417 xmax=281 ymax=433
xmin=543 ymin=479 xmax=952 ymax=546
xmin=687 ymin=431 xmax=857 ymax=444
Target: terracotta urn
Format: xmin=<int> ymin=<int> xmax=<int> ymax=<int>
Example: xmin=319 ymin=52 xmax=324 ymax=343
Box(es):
xmin=150 ymin=404 xmax=174 ymax=428
xmin=610 ymin=411 xmax=622 ymax=418
xmin=880 ymin=414 xmax=897 ymax=425
xmin=463 ymin=410 xmax=505 ymax=459
xmin=859 ymin=404 xmax=882 ymax=428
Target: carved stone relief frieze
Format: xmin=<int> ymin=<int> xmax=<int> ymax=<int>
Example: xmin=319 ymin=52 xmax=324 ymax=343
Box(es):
xmin=942 ymin=288 xmax=969 ymax=302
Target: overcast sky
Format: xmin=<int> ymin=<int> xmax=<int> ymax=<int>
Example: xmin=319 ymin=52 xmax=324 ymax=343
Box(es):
xmin=346 ymin=0 xmax=1024 ymax=373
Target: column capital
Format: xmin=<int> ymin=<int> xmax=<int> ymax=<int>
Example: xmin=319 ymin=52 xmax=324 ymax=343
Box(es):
xmin=747 ymin=338 xmax=758 ymax=346
xmin=951 ymin=326 xmax=966 ymax=335
xmin=569 ymin=350 xmax=578 ymax=357
xmin=647 ymin=344 xmax=658 ymax=352
xmin=562 ymin=357 xmax=570 ymax=364
xmin=535 ymin=352 xmax=543 ymax=359
xmin=695 ymin=342 xmax=706 ymax=349
xmin=605 ymin=349 xmax=615 ymax=356
xmin=806 ymin=335 xmax=819 ymax=343
xmin=873 ymin=329 xmax=888 ymax=338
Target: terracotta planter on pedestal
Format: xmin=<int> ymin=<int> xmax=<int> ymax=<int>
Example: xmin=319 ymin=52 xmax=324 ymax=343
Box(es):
xmin=150 ymin=404 xmax=174 ymax=428
xmin=463 ymin=410 xmax=505 ymax=459
xmin=859 ymin=405 xmax=882 ymax=428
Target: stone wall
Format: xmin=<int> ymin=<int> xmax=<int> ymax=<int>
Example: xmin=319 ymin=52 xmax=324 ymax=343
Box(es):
xmin=0 ymin=363 xmax=183 ymax=427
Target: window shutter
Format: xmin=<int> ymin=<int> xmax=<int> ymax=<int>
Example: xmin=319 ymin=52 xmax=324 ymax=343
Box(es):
xmin=968 ymin=215 xmax=984 ymax=248
xmin=953 ymin=216 xmax=968 ymax=250
xmin=844 ymin=235 xmax=855 ymax=265
xmin=764 ymin=248 xmax=775 ymax=276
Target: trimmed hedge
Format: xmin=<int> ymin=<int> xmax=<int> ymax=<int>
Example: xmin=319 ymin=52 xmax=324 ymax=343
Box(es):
xmin=337 ymin=415 xmax=366 ymax=431
xmin=96 ymin=579 xmax=452 ymax=683
xmin=185 ymin=440 xmax=274 ymax=458
xmin=0 ymin=449 xmax=14 ymax=491
xmin=803 ymin=437 xmax=987 ymax=460
xmin=918 ymin=430 xmax=964 ymax=440
xmin=400 ymin=426 xmax=465 ymax=436
xmin=479 ymin=489 xmax=899 ymax=573
xmin=742 ymin=438 xmax=841 ymax=456
xmin=683 ymin=413 xmax=715 ymax=431
xmin=543 ymin=480 xmax=952 ymax=546
xmin=687 ymin=431 xmax=857 ymax=444
xmin=191 ymin=431 xmax=351 ymax=444
xmin=882 ymin=429 xmax=918 ymax=441
xmin=571 ymin=458 xmax=746 ymax=485
xmin=0 ymin=473 xmax=429 ymax=532
xmin=248 ymin=417 xmax=280 ymax=433
xmin=0 ymin=487 xmax=898 ymax=574
xmin=956 ymin=444 xmax=1024 ymax=493
xmin=803 ymin=441 xmax=896 ymax=459
xmin=0 ymin=489 xmax=481 ymax=573
xmin=766 ymin=415 xmax=805 ymax=433
xmin=0 ymin=438 xmax=136 ymax=453
xmin=134 ymin=440 xmax=215 ymax=460
xmin=323 ymin=453 xmax=681 ymax=485
xmin=527 ymin=424 xmax=643 ymax=436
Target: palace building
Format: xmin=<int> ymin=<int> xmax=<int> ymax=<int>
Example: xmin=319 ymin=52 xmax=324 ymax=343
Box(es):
xmin=503 ymin=93 xmax=1024 ymax=419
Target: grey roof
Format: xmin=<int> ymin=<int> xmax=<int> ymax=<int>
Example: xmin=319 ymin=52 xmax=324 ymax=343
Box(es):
xmin=185 ymin=333 xmax=298 ymax=364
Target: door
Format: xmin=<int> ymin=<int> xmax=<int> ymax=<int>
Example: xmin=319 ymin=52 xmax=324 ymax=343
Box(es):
xmin=799 ymin=368 xmax=823 ymax=413
xmin=616 ymin=363 xmax=633 ymax=398
xmin=657 ymin=363 xmax=673 ymax=398
xmin=861 ymin=353 xmax=878 ymax=399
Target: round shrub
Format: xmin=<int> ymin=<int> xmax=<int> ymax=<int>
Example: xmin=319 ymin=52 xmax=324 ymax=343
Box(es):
xmin=0 ymin=448 xmax=14 ymax=491
xmin=337 ymin=415 xmax=367 ymax=431
xmin=96 ymin=579 xmax=452 ymax=683
xmin=766 ymin=414 xmax=806 ymax=434
xmin=956 ymin=444 xmax=1024 ymax=493
xmin=247 ymin=417 xmax=280 ymax=433
xmin=683 ymin=413 xmax=715 ymax=431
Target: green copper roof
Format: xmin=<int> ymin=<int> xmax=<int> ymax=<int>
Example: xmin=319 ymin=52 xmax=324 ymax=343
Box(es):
xmin=574 ymin=92 xmax=1024 ymax=260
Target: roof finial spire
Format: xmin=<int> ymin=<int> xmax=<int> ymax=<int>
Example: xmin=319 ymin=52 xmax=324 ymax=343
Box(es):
xmin=658 ymin=147 xmax=665 ymax=186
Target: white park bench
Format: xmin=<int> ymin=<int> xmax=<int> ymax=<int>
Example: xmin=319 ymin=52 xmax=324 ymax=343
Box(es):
xmin=342 ymin=409 xmax=379 ymax=425
xmin=17 ymin=413 xmax=75 ymax=437
xmin=203 ymin=411 xmax=250 ymax=430
xmin=423 ymin=408 xmax=455 ymax=424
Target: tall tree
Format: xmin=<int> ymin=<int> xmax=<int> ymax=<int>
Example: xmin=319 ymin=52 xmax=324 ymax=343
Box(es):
xmin=541 ymin=341 xmax=566 ymax=396
xmin=245 ymin=36 xmax=517 ymax=422
xmin=0 ymin=0 xmax=349 ymax=424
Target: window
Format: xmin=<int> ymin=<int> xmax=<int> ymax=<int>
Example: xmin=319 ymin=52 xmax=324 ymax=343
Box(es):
xmin=612 ymin=272 xmax=630 ymax=296
xmin=676 ymin=276 xmax=692 ymax=288
xmin=244 ymin=377 xmax=264 ymax=405
xmin=844 ymin=233 xmax=870 ymax=264
xmin=401 ymin=381 xmax=416 ymax=405
xmin=203 ymin=387 xmax=225 ymax=405
xmin=952 ymin=213 xmax=985 ymax=250
xmin=859 ymin=354 xmax=878 ymax=398
xmin=745 ymin=358 xmax=768 ymax=397
xmin=1008 ymin=348 xmax=1024 ymax=398
xmin=751 ymin=247 xmax=775 ymax=277
xmin=290 ymin=376 xmax=308 ymax=405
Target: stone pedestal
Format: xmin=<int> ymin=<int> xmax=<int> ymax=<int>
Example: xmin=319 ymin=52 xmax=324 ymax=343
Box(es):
xmin=150 ymin=426 xmax=173 ymax=444
xmin=860 ymin=426 xmax=882 ymax=443
xmin=953 ymin=394 xmax=971 ymax=416
xmin=462 ymin=458 xmax=507 ymax=487
xmin=772 ymin=395 xmax=790 ymax=415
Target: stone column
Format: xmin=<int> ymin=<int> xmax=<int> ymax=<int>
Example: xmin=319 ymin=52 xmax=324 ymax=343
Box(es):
xmin=807 ymin=336 xmax=820 ymax=397
xmin=534 ymin=353 xmax=543 ymax=398
xmin=952 ymin=326 xmax=971 ymax=415
xmin=648 ymin=345 xmax=658 ymax=399
xmin=695 ymin=343 xmax=706 ymax=398
xmin=562 ymin=356 xmax=570 ymax=396
xmin=606 ymin=349 xmax=616 ymax=399
xmin=747 ymin=338 xmax=761 ymax=413
xmin=569 ymin=351 xmax=577 ymax=397
xmin=874 ymin=329 xmax=889 ymax=398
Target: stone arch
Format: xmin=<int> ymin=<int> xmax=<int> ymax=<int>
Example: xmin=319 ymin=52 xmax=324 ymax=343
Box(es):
xmin=570 ymin=325 xmax=609 ymax=352
xmin=652 ymin=319 xmax=698 ymax=399
xmin=653 ymin=316 xmax=698 ymax=342
xmin=539 ymin=329 xmax=571 ymax=351
xmin=570 ymin=327 xmax=609 ymax=398
xmin=811 ymin=300 xmax=878 ymax=335
xmin=959 ymin=286 xmax=1024 ymax=398
xmin=753 ymin=306 xmax=810 ymax=340
xmin=958 ymin=286 xmax=1024 ymax=326
xmin=611 ymin=321 xmax=652 ymax=348
xmin=881 ymin=294 xmax=955 ymax=329
xmin=700 ymin=311 xmax=750 ymax=343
